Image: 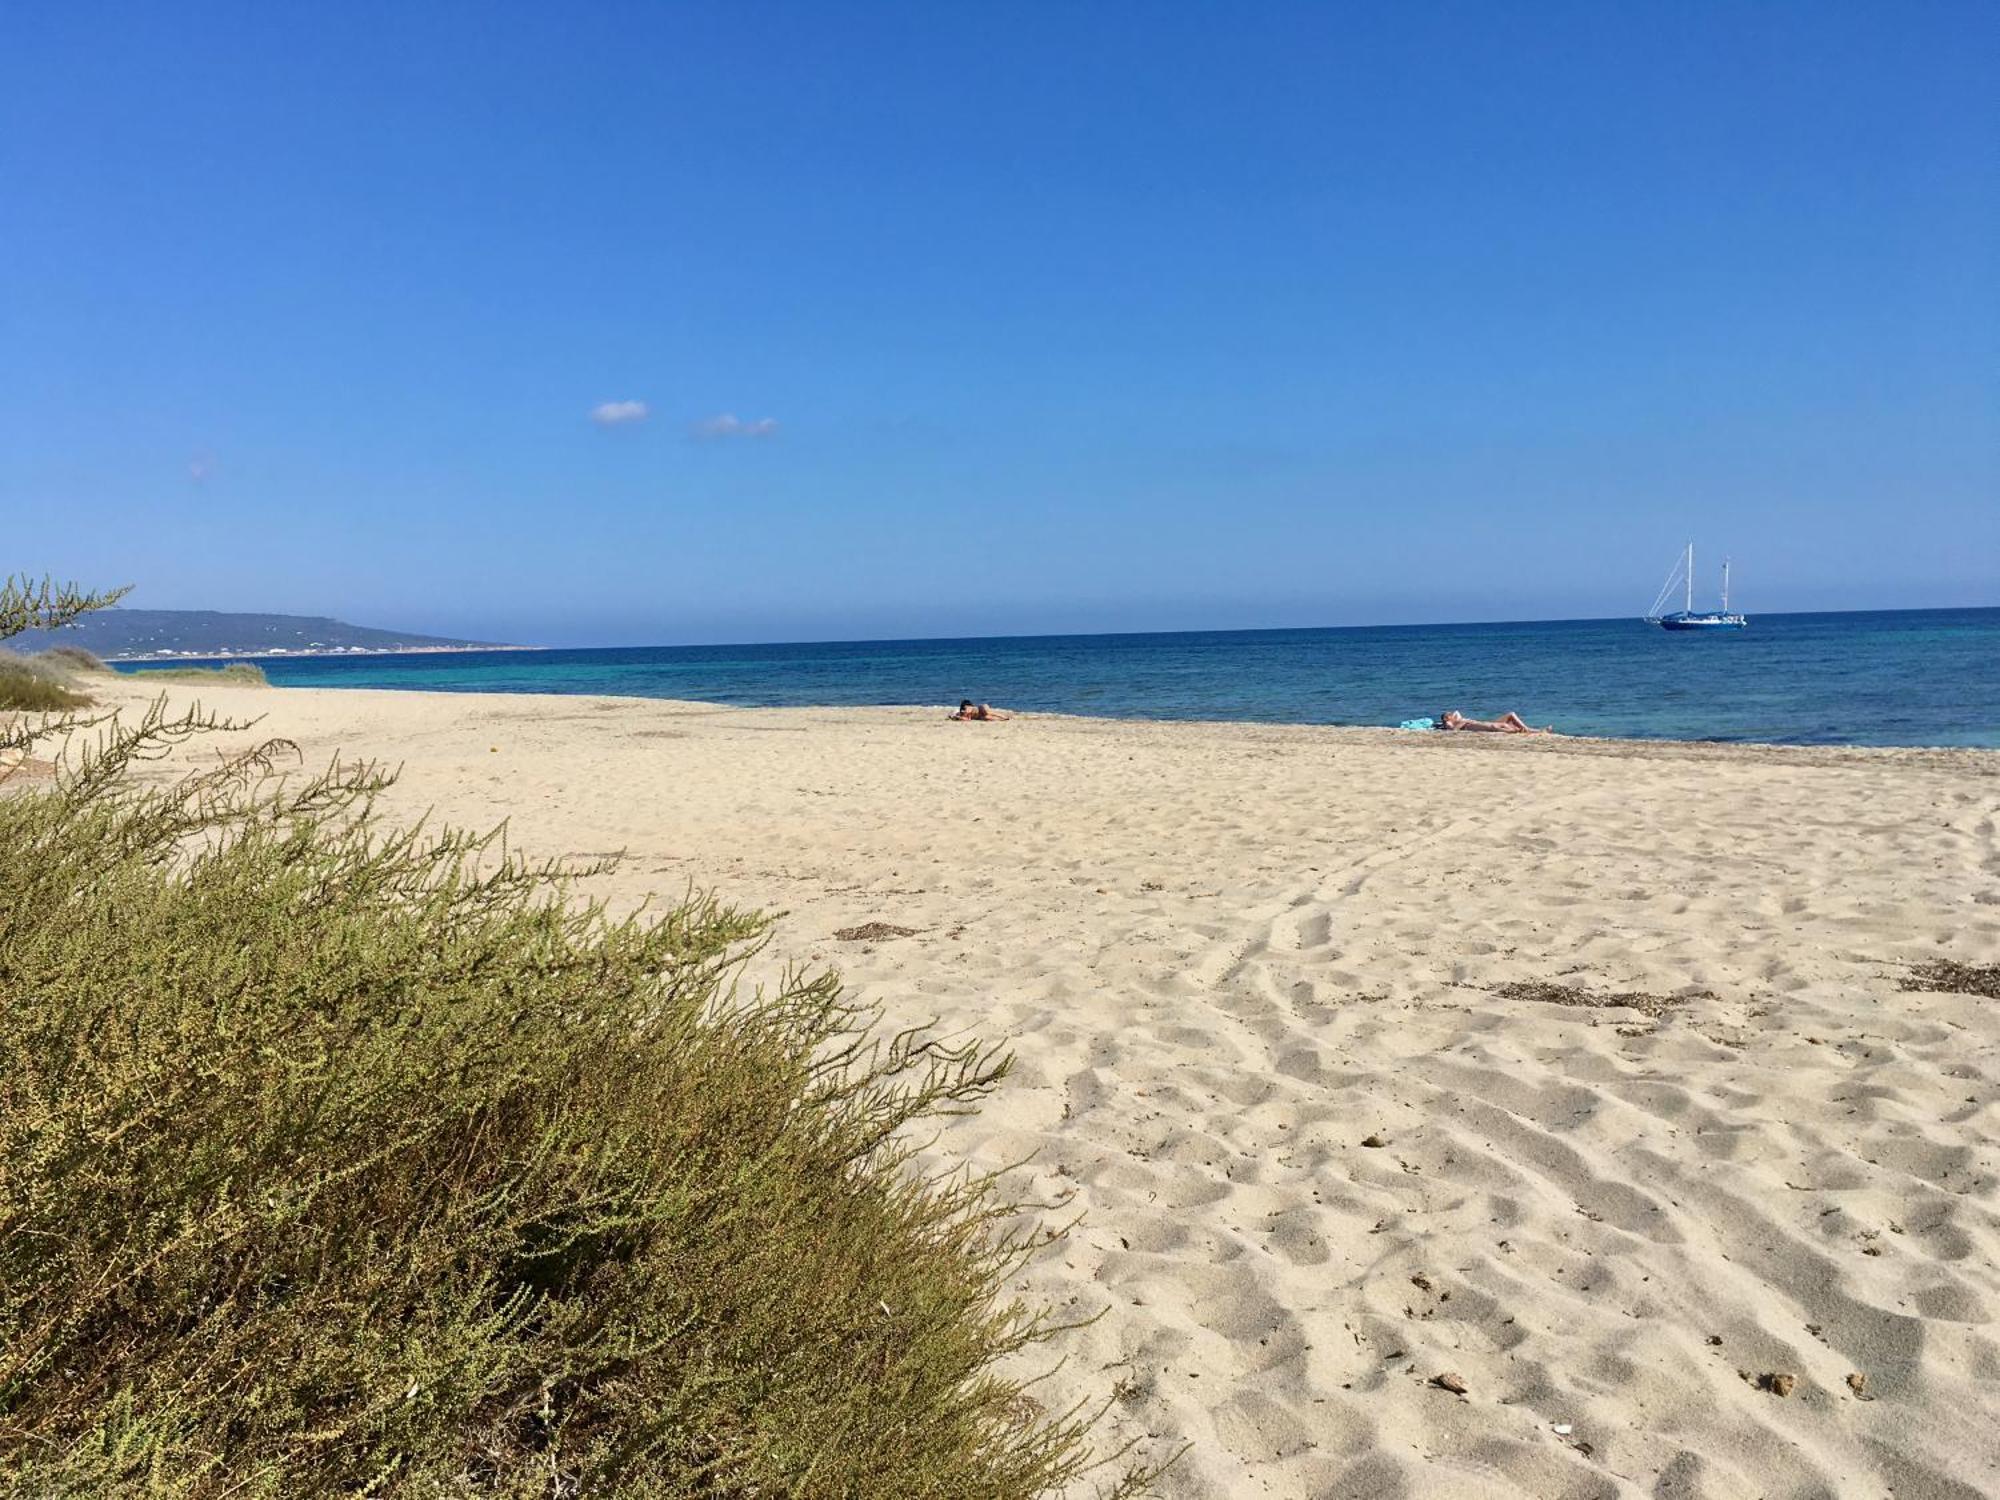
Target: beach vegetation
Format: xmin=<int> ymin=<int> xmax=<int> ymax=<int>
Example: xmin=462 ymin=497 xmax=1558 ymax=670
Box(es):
xmin=39 ymin=642 xmax=111 ymax=673
xmin=124 ymin=659 xmax=270 ymax=685
xmin=0 ymin=649 xmax=91 ymax=711
xmin=0 ymin=575 xmax=1146 ymax=1498
xmin=0 ymin=573 xmax=129 ymax=639
xmin=0 ymin=577 xmax=128 ymax=710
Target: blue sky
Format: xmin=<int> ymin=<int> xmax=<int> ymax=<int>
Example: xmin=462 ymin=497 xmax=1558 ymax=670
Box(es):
xmin=3 ymin=2 xmax=1994 ymax=645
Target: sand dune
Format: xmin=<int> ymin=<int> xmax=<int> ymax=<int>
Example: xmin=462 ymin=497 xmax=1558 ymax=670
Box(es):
xmin=109 ymin=682 xmax=2000 ymax=1498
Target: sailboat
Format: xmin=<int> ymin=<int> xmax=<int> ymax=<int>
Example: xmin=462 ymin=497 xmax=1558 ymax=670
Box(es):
xmin=1647 ymin=543 xmax=1747 ymax=631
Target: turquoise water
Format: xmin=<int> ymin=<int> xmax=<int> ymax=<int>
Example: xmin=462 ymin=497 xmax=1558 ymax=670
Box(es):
xmin=118 ymin=609 xmax=2000 ymax=748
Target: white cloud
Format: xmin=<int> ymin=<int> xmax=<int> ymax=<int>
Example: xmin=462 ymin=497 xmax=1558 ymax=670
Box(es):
xmin=590 ymin=400 xmax=649 ymax=427
xmin=691 ymin=413 xmax=779 ymax=440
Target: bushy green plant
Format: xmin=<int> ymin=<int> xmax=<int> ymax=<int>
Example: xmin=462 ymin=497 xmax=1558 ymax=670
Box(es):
xmin=0 ymin=577 xmax=1146 ymax=1499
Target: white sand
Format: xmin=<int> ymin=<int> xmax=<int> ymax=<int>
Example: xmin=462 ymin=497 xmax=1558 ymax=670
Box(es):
xmin=93 ymin=682 xmax=2000 ymax=1496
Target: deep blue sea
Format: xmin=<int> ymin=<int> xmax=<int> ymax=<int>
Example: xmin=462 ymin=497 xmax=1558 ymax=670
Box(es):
xmin=117 ymin=609 xmax=2000 ymax=748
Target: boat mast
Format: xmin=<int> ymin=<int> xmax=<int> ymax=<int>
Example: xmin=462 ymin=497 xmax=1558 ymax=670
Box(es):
xmin=1685 ymin=543 xmax=1694 ymax=615
xmin=1722 ymin=557 xmax=1731 ymax=613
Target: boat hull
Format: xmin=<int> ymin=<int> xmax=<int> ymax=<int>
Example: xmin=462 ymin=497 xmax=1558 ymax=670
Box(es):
xmin=1656 ymin=613 xmax=1747 ymax=631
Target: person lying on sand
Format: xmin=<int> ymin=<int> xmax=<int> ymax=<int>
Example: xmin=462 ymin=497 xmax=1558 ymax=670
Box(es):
xmin=950 ymin=700 xmax=1011 ymax=721
xmin=1439 ymin=709 xmax=1551 ymax=734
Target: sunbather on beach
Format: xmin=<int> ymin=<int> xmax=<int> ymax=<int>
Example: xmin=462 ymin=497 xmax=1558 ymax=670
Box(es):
xmin=1439 ymin=709 xmax=1550 ymax=734
xmin=950 ymin=700 xmax=1012 ymax=721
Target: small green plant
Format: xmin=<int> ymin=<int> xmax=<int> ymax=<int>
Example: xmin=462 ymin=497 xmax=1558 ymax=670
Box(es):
xmin=0 ymin=576 xmax=1151 ymax=1498
xmin=124 ymin=659 xmax=269 ymax=685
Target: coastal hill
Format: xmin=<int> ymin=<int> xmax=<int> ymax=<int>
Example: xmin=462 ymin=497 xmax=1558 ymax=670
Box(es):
xmin=9 ymin=607 xmax=505 ymax=660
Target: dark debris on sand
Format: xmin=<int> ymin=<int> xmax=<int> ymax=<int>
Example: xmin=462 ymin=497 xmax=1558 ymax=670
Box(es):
xmin=1899 ymin=960 xmax=2000 ymax=999
xmin=835 ymin=922 xmax=919 ymax=942
xmin=1490 ymin=979 xmax=1710 ymax=1021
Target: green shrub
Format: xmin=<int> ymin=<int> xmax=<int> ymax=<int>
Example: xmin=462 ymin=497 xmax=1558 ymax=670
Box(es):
xmin=40 ymin=642 xmax=110 ymax=673
xmin=124 ymin=659 xmax=269 ymax=685
xmin=0 ymin=649 xmax=89 ymax=711
xmin=0 ymin=577 xmax=1146 ymax=1499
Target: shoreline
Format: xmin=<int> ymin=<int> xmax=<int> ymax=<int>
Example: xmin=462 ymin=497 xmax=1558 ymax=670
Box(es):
xmin=102 ymin=669 xmax=2000 ymax=760
xmin=109 ymin=672 xmax=2000 ymax=764
xmin=90 ymin=679 xmax=2000 ymax=1496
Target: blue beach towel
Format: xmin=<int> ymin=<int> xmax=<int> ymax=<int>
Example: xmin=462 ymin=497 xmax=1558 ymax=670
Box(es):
xmin=1397 ymin=716 xmax=1436 ymax=731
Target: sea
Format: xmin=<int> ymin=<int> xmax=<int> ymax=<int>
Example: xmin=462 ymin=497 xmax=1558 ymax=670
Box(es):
xmin=116 ymin=608 xmax=2000 ymax=749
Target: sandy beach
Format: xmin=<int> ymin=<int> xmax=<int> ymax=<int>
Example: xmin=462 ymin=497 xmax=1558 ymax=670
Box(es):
xmin=97 ymin=679 xmax=2000 ymax=1498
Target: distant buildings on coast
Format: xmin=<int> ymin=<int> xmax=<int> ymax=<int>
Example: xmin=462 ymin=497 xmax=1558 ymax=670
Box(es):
xmin=113 ymin=643 xmax=537 ymax=662
xmin=14 ymin=607 xmax=521 ymax=662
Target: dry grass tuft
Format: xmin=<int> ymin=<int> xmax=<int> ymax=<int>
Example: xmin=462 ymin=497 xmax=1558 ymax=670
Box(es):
xmin=0 ymin=649 xmax=89 ymax=712
xmin=39 ymin=642 xmax=110 ymax=673
xmin=124 ymin=659 xmax=269 ymax=685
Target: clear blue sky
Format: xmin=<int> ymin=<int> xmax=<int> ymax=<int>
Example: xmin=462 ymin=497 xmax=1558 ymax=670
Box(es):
xmin=3 ymin=2 xmax=1994 ymax=645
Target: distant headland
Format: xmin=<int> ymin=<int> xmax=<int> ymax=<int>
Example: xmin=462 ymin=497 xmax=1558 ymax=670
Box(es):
xmin=7 ymin=607 xmax=528 ymax=661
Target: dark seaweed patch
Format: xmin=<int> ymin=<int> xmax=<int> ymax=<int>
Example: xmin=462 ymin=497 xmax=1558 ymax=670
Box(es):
xmin=1900 ymin=961 xmax=2000 ymax=999
xmin=1490 ymin=979 xmax=1707 ymax=1020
